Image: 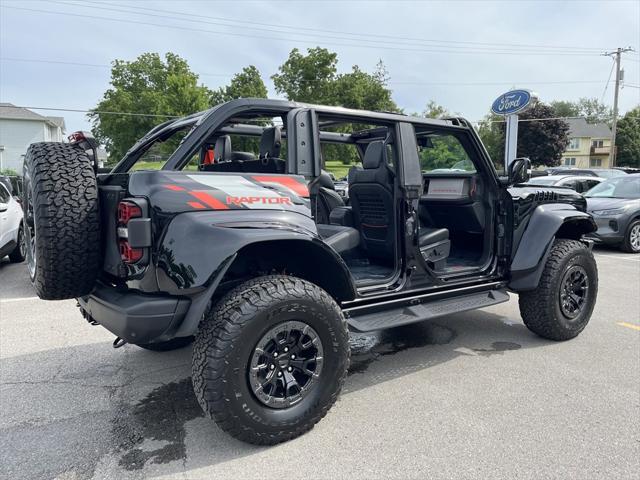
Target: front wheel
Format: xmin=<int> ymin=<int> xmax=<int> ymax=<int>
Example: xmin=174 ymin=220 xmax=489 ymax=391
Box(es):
xmin=8 ymin=225 xmax=26 ymax=263
xmin=192 ymin=275 xmax=349 ymax=445
xmin=621 ymin=219 xmax=640 ymax=253
xmin=519 ymin=239 xmax=598 ymax=341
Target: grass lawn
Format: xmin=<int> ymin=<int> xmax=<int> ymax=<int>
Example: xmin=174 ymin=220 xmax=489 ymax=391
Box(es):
xmin=125 ymin=159 xmax=356 ymax=179
xmin=324 ymin=160 xmax=357 ymax=180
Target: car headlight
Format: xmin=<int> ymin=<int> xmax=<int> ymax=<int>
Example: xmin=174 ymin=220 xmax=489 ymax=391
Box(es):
xmin=591 ymin=208 xmax=626 ymax=216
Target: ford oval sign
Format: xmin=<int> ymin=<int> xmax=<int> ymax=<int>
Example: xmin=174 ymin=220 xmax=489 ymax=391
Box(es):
xmin=491 ymin=90 xmax=536 ymax=116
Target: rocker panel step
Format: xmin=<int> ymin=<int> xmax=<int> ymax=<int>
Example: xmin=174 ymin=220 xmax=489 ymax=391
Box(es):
xmin=346 ymin=289 xmax=510 ymax=332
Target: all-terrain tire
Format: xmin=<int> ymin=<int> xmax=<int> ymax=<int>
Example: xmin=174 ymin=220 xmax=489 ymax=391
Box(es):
xmin=518 ymin=239 xmax=598 ymax=341
xmin=137 ymin=336 xmax=194 ymax=352
xmin=8 ymin=225 xmax=26 ymax=263
xmin=192 ymin=274 xmax=350 ymax=445
xmin=22 ymin=142 xmax=100 ymax=300
xmin=621 ymin=219 xmax=640 ymax=253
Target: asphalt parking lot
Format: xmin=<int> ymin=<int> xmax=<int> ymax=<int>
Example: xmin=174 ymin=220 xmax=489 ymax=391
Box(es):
xmin=1 ymin=247 xmax=638 ymax=480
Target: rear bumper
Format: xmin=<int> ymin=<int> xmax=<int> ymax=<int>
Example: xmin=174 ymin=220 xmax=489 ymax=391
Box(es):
xmin=78 ymin=283 xmax=190 ymax=344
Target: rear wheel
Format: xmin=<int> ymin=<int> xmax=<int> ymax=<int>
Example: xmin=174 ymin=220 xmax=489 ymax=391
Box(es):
xmin=192 ymin=275 xmax=349 ymax=445
xmin=621 ymin=219 xmax=640 ymax=253
xmin=519 ymin=239 xmax=598 ymax=341
xmin=8 ymin=225 xmax=26 ymax=263
xmin=22 ymin=143 xmax=100 ymax=299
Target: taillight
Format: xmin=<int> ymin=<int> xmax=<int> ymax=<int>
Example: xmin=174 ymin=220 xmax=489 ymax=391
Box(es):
xmin=119 ymin=240 xmax=144 ymax=263
xmin=118 ymin=200 xmax=144 ymax=264
xmin=118 ymin=201 xmax=142 ymax=224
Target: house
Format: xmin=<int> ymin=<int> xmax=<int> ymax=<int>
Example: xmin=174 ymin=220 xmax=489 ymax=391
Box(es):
xmin=0 ymin=103 xmax=66 ymax=172
xmin=561 ymin=118 xmax=612 ymax=169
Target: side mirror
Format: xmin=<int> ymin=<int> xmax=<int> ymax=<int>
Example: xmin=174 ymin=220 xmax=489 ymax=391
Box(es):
xmin=507 ymin=157 xmax=531 ymax=185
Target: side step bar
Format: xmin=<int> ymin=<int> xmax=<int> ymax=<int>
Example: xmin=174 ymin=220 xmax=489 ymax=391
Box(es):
xmin=346 ymin=289 xmax=510 ymax=332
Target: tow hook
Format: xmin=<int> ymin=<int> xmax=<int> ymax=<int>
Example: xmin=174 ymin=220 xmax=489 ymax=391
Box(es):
xmin=113 ymin=337 xmax=127 ymax=349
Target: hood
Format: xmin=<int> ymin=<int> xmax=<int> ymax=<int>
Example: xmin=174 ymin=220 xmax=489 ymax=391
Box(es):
xmin=586 ymin=197 xmax=638 ymax=212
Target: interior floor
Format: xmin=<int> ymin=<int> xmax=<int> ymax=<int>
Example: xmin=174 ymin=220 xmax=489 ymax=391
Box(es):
xmin=345 ymin=255 xmax=394 ymax=283
xmin=444 ymin=231 xmax=484 ymax=271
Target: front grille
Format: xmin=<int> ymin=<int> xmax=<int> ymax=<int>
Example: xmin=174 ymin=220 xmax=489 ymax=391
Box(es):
xmin=534 ymin=190 xmax=559 ymax=202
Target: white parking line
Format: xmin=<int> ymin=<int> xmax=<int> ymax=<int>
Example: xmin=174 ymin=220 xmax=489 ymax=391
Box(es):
xmin=0 ymin=296 xmax=40 ymax=303
xmin=594 ymin=254 xmax=640 ymax=263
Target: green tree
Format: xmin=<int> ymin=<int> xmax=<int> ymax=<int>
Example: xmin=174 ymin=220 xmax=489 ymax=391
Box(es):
xmin=550 ymin=100 xmax=579 ymax=118
xmin=272 ymin=47 xmax=338 ymax=103
xmin=516 ymin=103 xmax=570 ymax=167
xmin=616 ymin=106 xmax=640 ymax=168
xmin=422 ymin=100 xmax=450 ymax=119
xmin=332 ymin=65 xmax=397 ymax=112
xmin=551 ymin=97 xmax=612 ymax=124
xmin=478 ymin=103 xmax=570 ymax=169
xmin=90 ymin=52 xmax=211 ymax=162
xmin=210 ymin=65 xmax=268 ymax=105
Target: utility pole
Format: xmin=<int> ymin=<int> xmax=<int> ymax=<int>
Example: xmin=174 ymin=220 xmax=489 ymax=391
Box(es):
xmin=605 ymin=47 xmax=634 ymax=167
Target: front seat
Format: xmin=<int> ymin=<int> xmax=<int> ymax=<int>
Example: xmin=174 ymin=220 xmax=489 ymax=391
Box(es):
xmin=308 ymin=171 xmax=345 ymax=224
xmin=348 ymin=140 xmax=395 ymax=260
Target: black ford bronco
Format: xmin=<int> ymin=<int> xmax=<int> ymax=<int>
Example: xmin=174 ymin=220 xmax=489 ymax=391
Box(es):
xmin=22 ymin=99 xmax=598 ymax=445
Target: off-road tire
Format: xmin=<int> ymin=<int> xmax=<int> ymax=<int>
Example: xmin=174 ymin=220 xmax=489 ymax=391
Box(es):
xmin=192 ymin=275 xmax=350 ymax=445
xmin=8 ymin=225 xmax=26 ymax=263
xmin=621 ymin=219 xmax=640 ymax=253
xmin=22 ymin=142 xmax=100 ymax=300
xmin=137 ymin=336 xmax=194 ymax=352
xmin=519 ymin=239 xmax=598 ymax=341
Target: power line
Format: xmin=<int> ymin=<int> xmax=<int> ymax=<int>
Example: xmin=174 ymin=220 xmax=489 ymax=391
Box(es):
xmin=0 ymin=4 xmax=607 ymax=57
xmin=0 ymin=57 xmax=611 ymax=87
xmin=600 ymin=57 xmax=616 ymax=103
xmin=0 ymin=57 xmax=234 ymax=78
xmin=60 ymin=0 xmax=608 ymax=53
xmin=2 ymin=105 xmax=179 ymax=118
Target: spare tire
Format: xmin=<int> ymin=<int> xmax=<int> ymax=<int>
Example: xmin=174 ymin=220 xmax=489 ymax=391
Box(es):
xmin=22 ymin=142 xmax=101 ymax=300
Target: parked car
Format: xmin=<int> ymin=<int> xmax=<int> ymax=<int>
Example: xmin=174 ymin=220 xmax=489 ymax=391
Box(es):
xmin=614 ymin=166 xmax=640 ymax=174
xmin=21 ymin=98 xmax=599 ymax=445
xmin=525 ymin=175 xmax=604 ymax=194
xmin=546 ymin=167 xmax=627 ymax=179
xmin=0 ymin=175 xmax=23 ymax=203
xmin=584 ymin=174 xmax=640 ymax=253
xmin=0 ymin=181 xmax=25 ymax=263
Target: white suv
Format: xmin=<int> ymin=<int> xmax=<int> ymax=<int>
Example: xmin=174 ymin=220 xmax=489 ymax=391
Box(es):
xmin=0 ymin=182 xmax=25 ymax=263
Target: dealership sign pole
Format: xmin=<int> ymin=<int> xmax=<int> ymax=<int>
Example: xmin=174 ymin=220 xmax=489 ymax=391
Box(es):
xmin=491 ymin=90 xmax=538 ymax=170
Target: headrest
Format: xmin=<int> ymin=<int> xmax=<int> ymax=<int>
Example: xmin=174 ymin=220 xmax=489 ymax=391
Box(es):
xmin=363 ymin=140 xmax=385 ymax=169
xmin=259 ymin=126 xmax=282 ymax=159
xmin=308 ymin=170 xmax=335 ymax=194
xmin=214 ymin=135 xmax=231 ymax=162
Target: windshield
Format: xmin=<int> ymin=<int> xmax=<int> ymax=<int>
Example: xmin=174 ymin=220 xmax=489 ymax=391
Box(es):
xmin=526 ymin=177 xmax=557 ymax=186
xmin=584 ymin=176 xmax=640 ymax=199
xmin=594 ymin=169 xmax=627 ymax=179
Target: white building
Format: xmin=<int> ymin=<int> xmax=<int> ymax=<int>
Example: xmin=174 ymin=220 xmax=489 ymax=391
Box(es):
xmin=0 ymin=103 xmax=66 ymax=172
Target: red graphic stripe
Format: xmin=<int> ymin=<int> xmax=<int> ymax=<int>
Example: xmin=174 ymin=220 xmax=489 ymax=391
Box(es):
xmin=164 ymin=184 xmax=186 ymax=191
xmin=252 ymin=176 xmax=309 ymax=197
xmin=190 ymin=191 xmax=230 ymax=210
xmin=187 ymin=201 xmax=206 ymax=209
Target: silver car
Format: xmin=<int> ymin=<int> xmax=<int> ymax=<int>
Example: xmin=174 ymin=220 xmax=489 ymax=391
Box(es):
xmin=584 ymin=174 xmax=640 ymax=253
xmin=525 ymin=175 xmax=604 ymax=194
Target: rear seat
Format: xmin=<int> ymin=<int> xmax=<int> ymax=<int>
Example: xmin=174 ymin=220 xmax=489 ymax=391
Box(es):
xmin=316 ymin=224 xmax=360 ymax=254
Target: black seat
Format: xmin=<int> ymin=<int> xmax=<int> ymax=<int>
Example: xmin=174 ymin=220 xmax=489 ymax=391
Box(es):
xmin=317 ymin=224 xmax=360 ymax=254
xmin=309 ymin=171 xmax=345 ymax=224
xmin=419 ymin=227 xmax=451 ymax=270
xmin=348 ymin=140 xmax=395 ymax=259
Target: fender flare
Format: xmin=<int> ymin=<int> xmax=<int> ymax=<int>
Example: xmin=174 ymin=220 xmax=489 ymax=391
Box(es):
xmin=508 ymin=204 xmax=596 ymax=291
xmin=157 ymin=211 xmax=357 ymax=337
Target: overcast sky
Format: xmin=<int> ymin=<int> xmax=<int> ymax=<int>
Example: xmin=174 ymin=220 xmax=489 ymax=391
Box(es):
xmin=1 ymin=0 xmax=639 ymax=132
